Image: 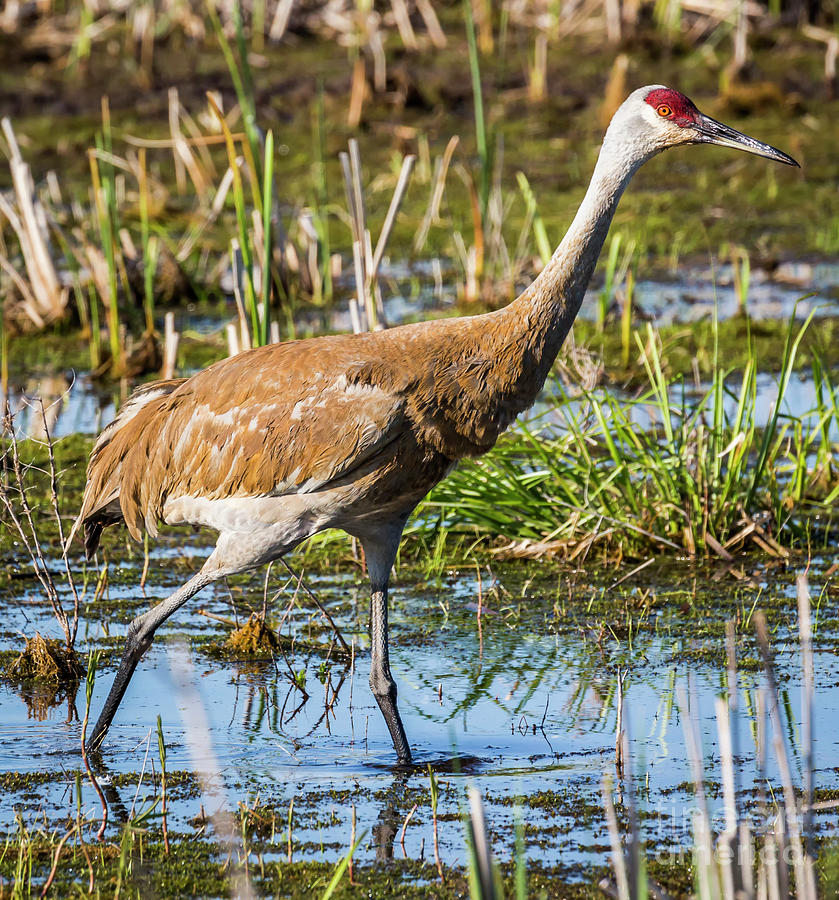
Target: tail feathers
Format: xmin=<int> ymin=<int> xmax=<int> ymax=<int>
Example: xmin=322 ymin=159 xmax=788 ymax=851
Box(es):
xmin=83 ymin=506 xmax=121 ymax=559
xmin=69 ymin=377 xmax=187 ymax=556
xmin=84 ymin=521 xmax=104 ymax=560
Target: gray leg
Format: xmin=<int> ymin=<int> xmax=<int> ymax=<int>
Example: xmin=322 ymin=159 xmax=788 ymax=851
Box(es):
xmin=86 ymin=567 xmax=220 ymax=753
xmin=362 ymin=529 xmax=412 ymax=765
xmin=369 ymin=585 xmax=412 ymax=763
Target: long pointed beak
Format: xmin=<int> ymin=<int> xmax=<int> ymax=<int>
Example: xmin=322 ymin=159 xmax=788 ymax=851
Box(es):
xmin=694 ymin=113 xmax=799 ymax=167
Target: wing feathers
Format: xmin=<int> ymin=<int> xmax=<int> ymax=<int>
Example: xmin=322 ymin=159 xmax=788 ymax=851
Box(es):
xmin=73 ymin=336 xmax=412 ymax=550
xmin=68 ymin=378 xmax=188 ymax=553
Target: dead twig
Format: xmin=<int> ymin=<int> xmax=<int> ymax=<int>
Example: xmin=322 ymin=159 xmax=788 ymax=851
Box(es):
xmin=1 ymin=400 xmax=81 ymax=654
xmin=279 ymin=558 xmax=351 ymax=658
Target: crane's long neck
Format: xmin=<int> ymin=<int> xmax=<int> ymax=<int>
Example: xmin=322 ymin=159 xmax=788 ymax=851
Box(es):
xmin=503 ymin=131 xmax=651 ymax=388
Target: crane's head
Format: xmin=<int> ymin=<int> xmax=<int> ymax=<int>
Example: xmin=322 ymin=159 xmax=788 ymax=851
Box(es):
xmin=610 ymin=85 xmax=799 ymax=167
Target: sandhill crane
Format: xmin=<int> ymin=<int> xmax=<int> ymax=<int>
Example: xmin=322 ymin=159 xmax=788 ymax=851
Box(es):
xmin=70 ymin=86 xmax=797 ymax=764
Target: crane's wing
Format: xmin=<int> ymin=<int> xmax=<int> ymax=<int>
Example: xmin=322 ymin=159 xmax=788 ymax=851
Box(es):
xmin=74 ymin=335 xmax=413 ymax=549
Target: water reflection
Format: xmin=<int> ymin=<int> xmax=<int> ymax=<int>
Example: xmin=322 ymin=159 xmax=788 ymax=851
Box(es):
xmin=7 ymin=372 xmax=116 ymax=439
xmin=1 ymin=560 xmax=837 ymax=873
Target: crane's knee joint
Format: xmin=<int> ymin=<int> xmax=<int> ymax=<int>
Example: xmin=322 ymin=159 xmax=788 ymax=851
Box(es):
xmin=125 ymin=618 xmax=155 ymax=659
xmin=369 ymin=669 xmax=397 ymax=701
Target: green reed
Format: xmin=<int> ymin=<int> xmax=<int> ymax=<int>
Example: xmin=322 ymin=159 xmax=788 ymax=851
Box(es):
xmin=206 ymin=0 xmax=262 ymax=187
xmin=89 ymin=105 xmax=123 ymax=371
xmin=464 ymin=0 xmax=489 ymax=221
xmin=319 ymin=829 xmax=366 ymax=899
xmin=515 ymin=172 xmax=552 ymax=267
xmin=312 ymin=80 xmax=332 ymax=305
xmin=205 ymin=0 xmax=279 ymax=347
xmin=138 ymin=148 xmax=157 ymax=335
xmin=260 ymin=130 xmax=274 ymax=346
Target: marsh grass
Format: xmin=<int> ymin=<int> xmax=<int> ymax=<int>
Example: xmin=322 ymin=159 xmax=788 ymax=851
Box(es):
xmin=1 ymin=6 xmax=822 ymax=376
xmin=421 ymin=309 xmax=839 ymax=560
xmin=458 ymin=574 xmax=832 ymax=900
xmin=0 ymin=0 xmax=830 ymax=69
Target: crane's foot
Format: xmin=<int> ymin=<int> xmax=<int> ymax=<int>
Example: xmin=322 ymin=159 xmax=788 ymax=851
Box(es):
xmin=371 ymin=676 xmax=413 ymax=765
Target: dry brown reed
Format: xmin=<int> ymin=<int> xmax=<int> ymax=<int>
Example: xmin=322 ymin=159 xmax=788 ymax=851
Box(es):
xmin=467 ymin=785 xmax=499 ymax=899
xmin=339 ymin=139 xmax=415 ymax=332
xmin=0 ymin=119 xmax=68 ymax=333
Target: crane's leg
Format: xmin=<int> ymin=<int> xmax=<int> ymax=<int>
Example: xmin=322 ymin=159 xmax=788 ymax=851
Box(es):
xmin=86 ymin=566 xmax=222 ymax=753
xmin=362 ymin=529 xmax=412 ymax=765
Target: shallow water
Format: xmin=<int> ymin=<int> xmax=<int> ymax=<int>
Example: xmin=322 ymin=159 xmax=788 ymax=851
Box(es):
xmin=583 ymin=259 xmax=839 ymax=326
xmin=1 ymin=555 xmax=836 ymax=876
xmin=533 ymin=368 xmax=838 ymax=443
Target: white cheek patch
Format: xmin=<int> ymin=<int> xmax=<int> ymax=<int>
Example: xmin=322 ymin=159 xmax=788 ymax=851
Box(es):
xmin=641 ymin=103 xmax=662 ymax=127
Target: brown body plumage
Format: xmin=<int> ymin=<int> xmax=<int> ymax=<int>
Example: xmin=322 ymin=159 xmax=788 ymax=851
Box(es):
xmin=77 ymin=295 xmax=565 ymax=558
xmin=72 ymin=86 xmax=797 ymax=762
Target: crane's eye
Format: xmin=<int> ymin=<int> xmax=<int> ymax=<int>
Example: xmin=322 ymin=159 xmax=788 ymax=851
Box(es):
xmin=656 ymin=104 xmax=672 ymax=117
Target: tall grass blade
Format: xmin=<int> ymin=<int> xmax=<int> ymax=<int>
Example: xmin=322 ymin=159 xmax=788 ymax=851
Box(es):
xmin=515 ymin=171 xmax=551 ymax=266
xmin=261 ymin=129 xmax=274 ymax=345
xmin=206 ymin=0 xmax=262 ymax=186
xmin=464 ymin=0 xmax=489 ymax=219
xmin=319 ymin=830 xmax=366 ymax=900
xmin=746 ymin=306 xmax=816 ymax=511
xmin=466 ymin=786 xmax=497 ymax=899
